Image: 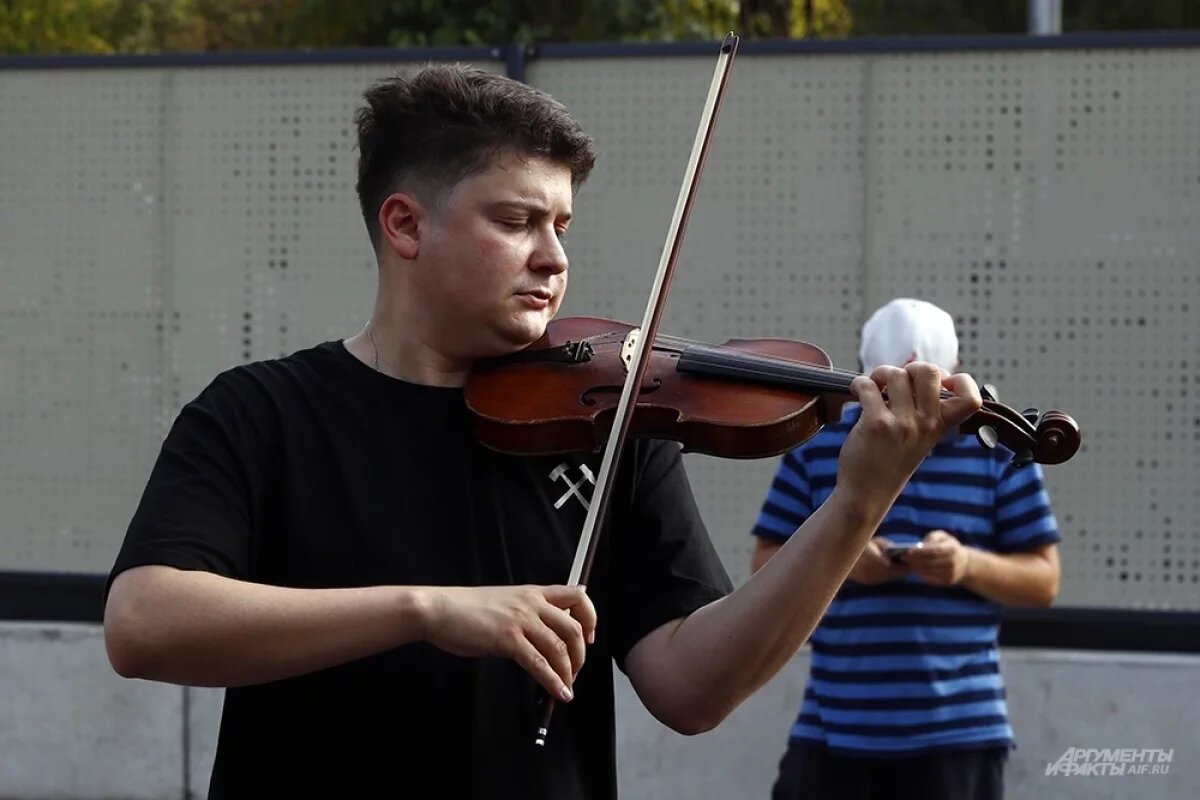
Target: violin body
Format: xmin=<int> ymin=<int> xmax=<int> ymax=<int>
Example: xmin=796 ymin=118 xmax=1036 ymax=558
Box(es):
xmin=466 ymin=316 xmax=1081 ymax=466
xmin=468 ymin=316 xmax=855 ymax=459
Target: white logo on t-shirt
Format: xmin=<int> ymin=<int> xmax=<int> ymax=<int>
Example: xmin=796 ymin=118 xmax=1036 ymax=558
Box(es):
xmin=549 ymin=462 xmax=595 ymax=511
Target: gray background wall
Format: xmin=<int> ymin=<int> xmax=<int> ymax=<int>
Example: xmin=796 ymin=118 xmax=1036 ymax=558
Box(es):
xmin=1 ymin=37 xmax=1197 ymax=798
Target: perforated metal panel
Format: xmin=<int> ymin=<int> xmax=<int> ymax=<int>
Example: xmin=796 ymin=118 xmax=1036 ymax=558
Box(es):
xmin=863 ymin=49 xmax=1200 ymax=608
xmin=0 ymin=59 xmax=504 ymax=573
xmin=530 ymin=48 xmax=1200 ymax=609
xmin=0 ymin=70 xmax=167 ymax=572
xmin=1 ymin=46 xmax=1197 ymax=611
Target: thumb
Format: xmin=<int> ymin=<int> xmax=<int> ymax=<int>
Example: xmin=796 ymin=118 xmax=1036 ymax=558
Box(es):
xmin=940 ymin=372 xmax=983 ymax=428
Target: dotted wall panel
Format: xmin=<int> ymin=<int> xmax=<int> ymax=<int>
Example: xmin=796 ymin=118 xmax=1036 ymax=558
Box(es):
xmin=864 ymin=49 xmax=1200 ymax=608
xmin=531 ymin=49 xmax=1200 ymax=609
xmin=0 ymin=70 xmax=167 ymax=572
xmin=0 ymin=59 xmax=503 ymax=573
xmin=1 ymin=47 xmax=1196 ymax=611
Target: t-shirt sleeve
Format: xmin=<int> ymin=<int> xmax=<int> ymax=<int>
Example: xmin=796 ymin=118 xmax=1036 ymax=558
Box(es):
xmin=608 ymin=440 xmax=734 ymax=672
xmin=993 ymin=461 xmax=1061 ymax=553
xmin=750 ymin=448 xmax=813 ymax=542
xmin=105 ymin=366 xmax=278 ymax=602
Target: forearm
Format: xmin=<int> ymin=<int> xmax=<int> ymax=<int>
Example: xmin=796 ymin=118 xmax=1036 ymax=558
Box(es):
xmin=104 ymin=565 xmax=428 ymax=687
xmin=962 ymin=548 xmax=1059 ymax=607
xmin=630 ymin=488 xmax=884 ymax=732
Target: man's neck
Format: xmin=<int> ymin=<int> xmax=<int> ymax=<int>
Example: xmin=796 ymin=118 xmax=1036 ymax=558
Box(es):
xmin=344 ymin=321 xmax=471 ymax=387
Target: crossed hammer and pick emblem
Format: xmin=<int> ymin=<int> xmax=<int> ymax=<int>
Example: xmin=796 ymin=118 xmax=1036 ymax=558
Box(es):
xmin=548 ymin=462 xmax=596 ymax=511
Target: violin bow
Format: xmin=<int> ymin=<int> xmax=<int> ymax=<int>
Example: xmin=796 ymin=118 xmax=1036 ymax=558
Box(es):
xmin=534 ymin=31 xmax=741 ymax=747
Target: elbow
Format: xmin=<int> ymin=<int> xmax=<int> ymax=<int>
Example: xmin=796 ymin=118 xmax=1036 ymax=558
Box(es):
xmin=102 ymin=570 xmax=169 ymax=680
xmin=104 ymin=615 xmax=151 ymax=679
xmin=658 ymin=699 xmax=735 ymax=737
xmin=104 ymin=596 xmax=161 ymax=679
xmin=670 ymin=714 xmax=724 ymax=737
xmin=1034 ymin=565 xmax=1061 ymax=608
xmin=1021 ymin=575 xmax=1059 ymax=609
xmin=1036 ymin=577 xmax=1060 ymax=608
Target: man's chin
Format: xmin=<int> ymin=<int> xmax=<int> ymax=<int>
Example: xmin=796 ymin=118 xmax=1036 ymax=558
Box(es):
xmin=484 ymin=317 xmax=551 ymax=356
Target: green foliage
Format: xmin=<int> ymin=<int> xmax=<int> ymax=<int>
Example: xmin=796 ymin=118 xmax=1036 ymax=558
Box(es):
xmin=2 ymin=0 xmax=1198 ymax=56
xmin=0 ymin=0 xmax=121 ymax=54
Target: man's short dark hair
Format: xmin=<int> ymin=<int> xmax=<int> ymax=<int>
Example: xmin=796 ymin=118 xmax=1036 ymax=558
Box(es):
xmin=354 ymin=64 xmax=598 ymax=248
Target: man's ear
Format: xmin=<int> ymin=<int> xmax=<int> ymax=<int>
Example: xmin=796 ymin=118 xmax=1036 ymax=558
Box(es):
xmin=377 ymin=192 xmax=425 ymax=260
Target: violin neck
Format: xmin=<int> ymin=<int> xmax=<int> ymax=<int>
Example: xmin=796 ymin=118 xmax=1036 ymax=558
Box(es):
xmin=674 ymin=343 xmax=857 ymax=398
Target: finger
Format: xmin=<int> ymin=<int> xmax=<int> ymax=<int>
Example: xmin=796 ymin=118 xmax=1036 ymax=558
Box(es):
xmin=522 ymin=618 xmax=576 ymax=696
xmin=511 ymin=635 xmax=574 ymax=703
xmin=908 ymin=362 xmax=944 ymax=420
xmin=923 ymin=530 xmax=951 ymax=544
xmin=905 ymin=547 xmax=949 ymax=564
xmin=939 ymin=372 xmax=983 ymax=428
xmin=850 ymin=375 xmax=887 ymax=419
xmin=880 ymin=365 xmax=915 ymax=422
xmin=544 ymin=585 xmax=598 ymax=644
xmin=911 ymin=567 xmax=942 ymax=585
xmin=539 ymin=602 xmax=587 ymax=678
xmin=874 ymin=536 xmax=894 ymax=549
xmin=868 ymin=548 xmax=895 ymax=568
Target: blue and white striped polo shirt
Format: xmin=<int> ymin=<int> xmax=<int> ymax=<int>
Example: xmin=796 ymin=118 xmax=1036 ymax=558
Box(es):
xmin=751 ymin=404 xmax=1060 ymax=757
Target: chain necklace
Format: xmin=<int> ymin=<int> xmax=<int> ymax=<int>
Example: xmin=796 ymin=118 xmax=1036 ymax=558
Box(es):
xmin=364 ymin=321 xmax=380 ymax=372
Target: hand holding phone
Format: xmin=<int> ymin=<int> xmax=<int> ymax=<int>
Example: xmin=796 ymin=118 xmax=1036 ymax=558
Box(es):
xmin=884 ymin=542 xmax=924 ymax=562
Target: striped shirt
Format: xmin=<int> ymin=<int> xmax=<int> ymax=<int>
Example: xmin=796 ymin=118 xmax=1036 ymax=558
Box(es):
xmin=751 ymin=404 xmax=1060 ymax=757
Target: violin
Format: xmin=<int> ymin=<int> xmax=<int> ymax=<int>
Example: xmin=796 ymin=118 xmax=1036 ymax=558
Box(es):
xmin=465 ymin=316 xmax=1081 ymax=467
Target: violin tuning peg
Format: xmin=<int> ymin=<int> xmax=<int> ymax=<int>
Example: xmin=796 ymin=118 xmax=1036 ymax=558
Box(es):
xmin=976 ymin=425 xmax=998 ymax=450
xmin=1021 ymin=407 xmax=1041 ymax=427
xmin=980 ymin=383 xmax=999 ymax=402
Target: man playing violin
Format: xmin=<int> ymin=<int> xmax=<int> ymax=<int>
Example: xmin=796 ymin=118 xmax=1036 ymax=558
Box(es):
xmin=103 ymin=65 xmax=984 ymax=799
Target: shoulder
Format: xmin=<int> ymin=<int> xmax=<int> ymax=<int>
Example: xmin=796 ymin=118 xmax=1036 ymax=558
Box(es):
xmin=176 ymin=342 xmax=347 ymax=427
xmin=196 ymin=342 xmax=344 ymax=399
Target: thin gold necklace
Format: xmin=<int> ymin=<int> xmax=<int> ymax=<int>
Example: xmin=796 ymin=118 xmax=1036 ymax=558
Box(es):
xmin=364 ymin=322 xmax=380 ymax=372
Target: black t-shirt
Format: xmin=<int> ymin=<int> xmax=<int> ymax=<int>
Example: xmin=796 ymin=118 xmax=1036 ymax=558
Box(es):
xmin=107 ymin=340 xmax=733 ymax=799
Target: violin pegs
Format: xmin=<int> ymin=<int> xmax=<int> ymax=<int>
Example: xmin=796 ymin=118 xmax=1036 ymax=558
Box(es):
xmin=1021 ymin=407 xmax=1041 ymax=427
xmin=981 ymin=383 xmax=1000 ymax=402
xmin=976 ymin=425 xmax=998 ymax=450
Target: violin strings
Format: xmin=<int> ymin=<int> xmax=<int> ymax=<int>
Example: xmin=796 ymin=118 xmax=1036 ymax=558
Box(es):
xmin=582 ymin=330 xmax=867 ymax=382
xmin=580 ymin=330 xmax=991 ymax=406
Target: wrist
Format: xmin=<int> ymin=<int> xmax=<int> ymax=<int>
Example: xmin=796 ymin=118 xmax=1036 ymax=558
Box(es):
xmin=401 ymin=586 xmax=437 ymax=643
xmin=826 ymin=487 xmax=889 ymax=537
xmin=959 ymin=547 xmax=976 ymax=585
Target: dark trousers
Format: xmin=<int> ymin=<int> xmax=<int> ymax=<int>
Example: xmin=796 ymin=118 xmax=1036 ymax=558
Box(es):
xmin=771 ymin=740 xmax=1007 ymax=800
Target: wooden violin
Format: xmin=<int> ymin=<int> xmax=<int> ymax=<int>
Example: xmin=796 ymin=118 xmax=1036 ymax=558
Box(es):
xmin=466 ymin=316 xmax=1081 ymax=467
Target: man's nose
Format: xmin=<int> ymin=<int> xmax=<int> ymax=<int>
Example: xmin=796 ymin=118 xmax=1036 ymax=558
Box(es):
xmin=531 ymin=227 xmax=568 ymax=274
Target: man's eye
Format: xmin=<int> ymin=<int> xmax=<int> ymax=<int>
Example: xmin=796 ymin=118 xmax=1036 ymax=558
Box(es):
xmin=502 ymin=220 xmax=528 ymax=230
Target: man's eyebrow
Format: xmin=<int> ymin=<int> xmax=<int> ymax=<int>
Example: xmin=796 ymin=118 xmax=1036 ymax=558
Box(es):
xmin=489 ymin=200 xmax=572 ymax=221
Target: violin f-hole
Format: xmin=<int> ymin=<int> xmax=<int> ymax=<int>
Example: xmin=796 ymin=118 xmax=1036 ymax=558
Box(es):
xmin=580 ymin=378 xmax=663 ymax=407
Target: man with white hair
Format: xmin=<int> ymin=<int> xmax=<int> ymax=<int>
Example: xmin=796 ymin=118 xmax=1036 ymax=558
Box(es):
xmin=750 ymin=298 xmax=1062 ymax=800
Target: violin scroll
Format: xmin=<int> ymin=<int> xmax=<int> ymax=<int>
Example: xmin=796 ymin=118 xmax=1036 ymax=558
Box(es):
xmin=960 ymin=402 xmax=1081 ymax=467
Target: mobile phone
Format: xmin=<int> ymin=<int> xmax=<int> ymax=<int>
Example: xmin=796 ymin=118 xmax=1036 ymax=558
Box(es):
xmin=884 ymin=542 xmax=923 ymax=562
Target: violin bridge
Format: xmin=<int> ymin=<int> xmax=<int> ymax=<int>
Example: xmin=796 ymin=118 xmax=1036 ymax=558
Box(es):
xmin=620 ymin=328 xmax=642 ymax=374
